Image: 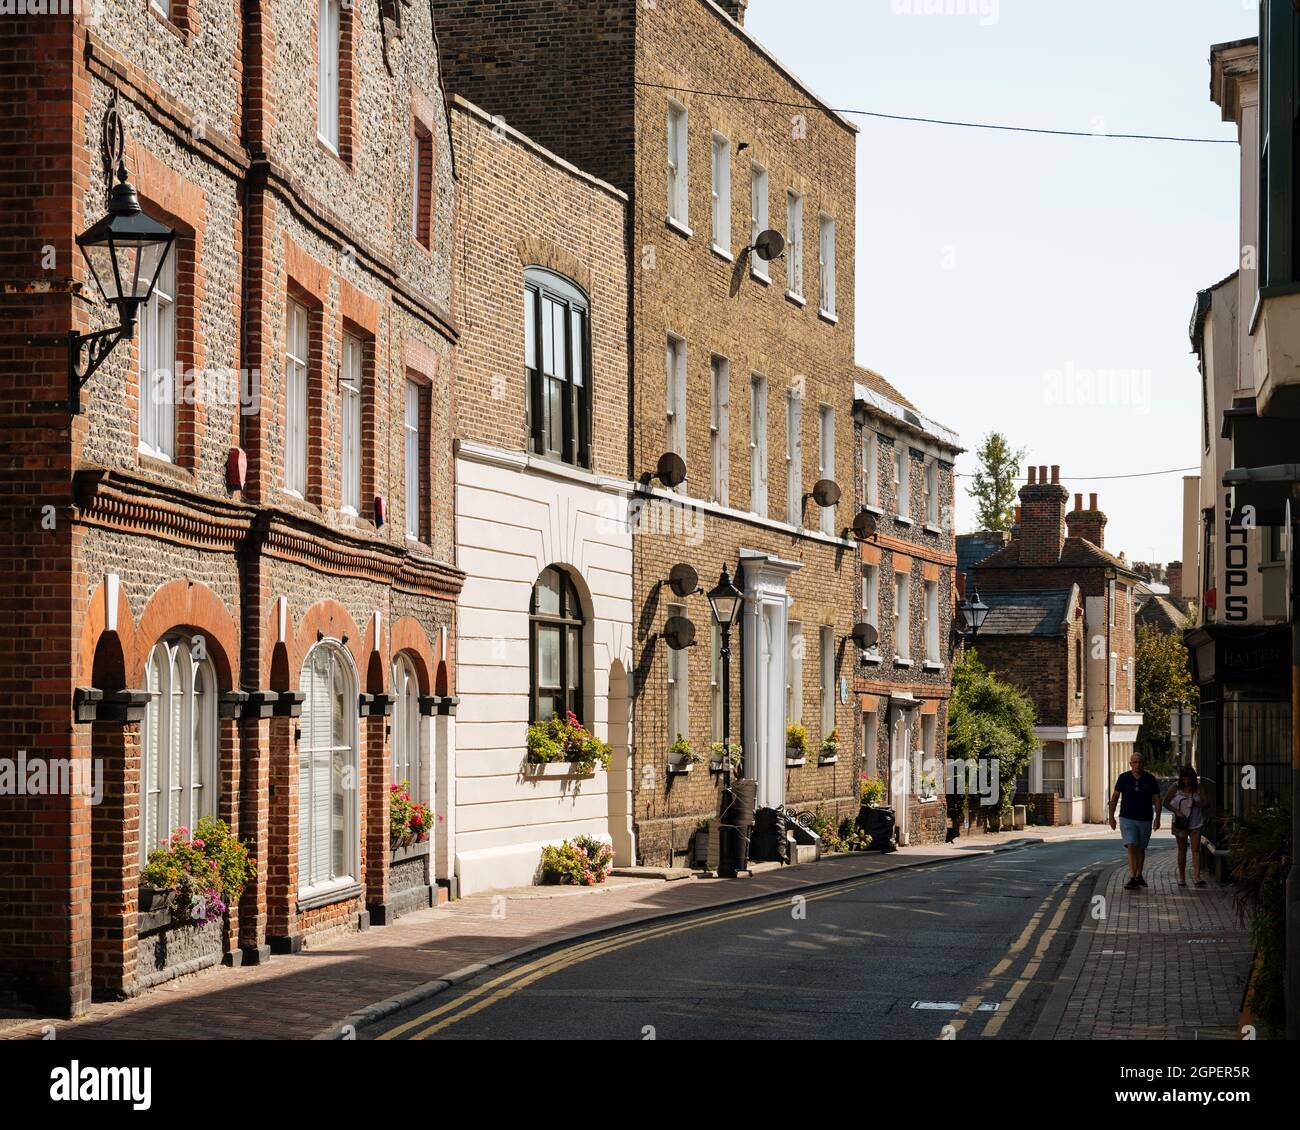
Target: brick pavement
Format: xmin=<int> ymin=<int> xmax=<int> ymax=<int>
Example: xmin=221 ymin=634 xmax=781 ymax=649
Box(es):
xmin=1037 ymin=844 xmax=1253 ymax=1040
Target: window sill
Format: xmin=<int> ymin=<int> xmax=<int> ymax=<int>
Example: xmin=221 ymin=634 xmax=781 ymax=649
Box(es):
xmin=138 ymin=450 xmax=196 ymax=486
xmin=297 ymin=880 xmax=362 ymax=913
xmin=894 ymin=659 xmax=913 ymax=669
xmin=861 ymin=651 xmax=883 ymax=666
xmin=666 ymin=216 xmax=693 ymax=239
xmin=923 ymin=661 xmax=944 ymax=673
xmin=863 ymin=503 xmax=884 ymax=517
xmin=751 ymin=268 xmax=771 ymax=286
xmin=785 ymin=289 xmax=807 ymax=307
xmin=818 ymin=309 xmax=838 ymax=325
xmin=923 ymin=523 xmax=943 ymax=535
xmin=895 ymin=515 xmax=913 ymax=526
xmin=711 ymin=243 xmax=734 ymax=263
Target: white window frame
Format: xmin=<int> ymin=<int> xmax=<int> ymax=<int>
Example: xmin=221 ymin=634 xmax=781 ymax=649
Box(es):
xmin=404 ymin=379 xmax=421 ymax=540
xmin=711 ymin=132 xmax=731 ymax=254
xmin=918 ymin=715 xmax=937 ymax=798
xmin=667 ymin=603 xmax=689 ymax=746
xmin=391 ymin=654 xmax=422 ymax=802
xmin=786 ymin=189 xmax=804 ymax=299
xmin=863 ymin=564 xmax=879 ymax=633
xmin=317 ymin=0 xmax=341 ymax=152
xmin=818 ymin=405 xmax=836 ymax=535
xmin=750 ymin=373 xmax=768 ymax=517
xmin=710 ymin=355 xmax=730 ymax=506
xmin=141 ymin=635 xmax=217 ymax=864
xmin=1109 ymin=652 xmax=1118 ymax=705
xmin=750 ymin=163 xmax=769 ymax=280
xmin=411 ymin=130 xmax=424 ymax=241
xmin=138 ymin=247 xmax=177 ymax=461
xmin=819 ymin=625 xmax=835 ymax=738
xmin=818 ymin=214 xmax=836 ymax=318
xmin=340 ymin=333 xmax=362 ymax=515
xmin=284 ymin=300 xmax=309 ymax=497
xmin=298 ymin=641 xmax=359 ymax=896
xmin=895 ymin=571 xmax=911 ymax=662
xmin=894 ymin=443 xmax=910 ymax=520
xmin=787 ymin=620 xmax=804 ymax=725
xmin=924 ymin=460 xmax=939 ymax=526
xmin=1109 ymin=579 xmax=1117 ymax=627
xmin=786 ymin=389 xmax=802 ymax=526
xmin=667 ymin=101 xmax=689 ymax=228
xmin=666 ymin=335 xmax=687 ymax=489
xmin=1070 ymin=738 xmax=1085 ymax=799
xmin=924 ymin=579 xmax=940 ymax=663
xmin=863 ymin=430 xmax=878 ymax=509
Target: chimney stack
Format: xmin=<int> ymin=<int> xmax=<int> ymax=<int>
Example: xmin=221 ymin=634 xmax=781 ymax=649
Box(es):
xmin=1168 ymin=561 xmax=1184 ymax=599
xmin=1066 ymin=491 xmax=1108 ymax=549
xmin=1017 ymin=462 xmax=1069 ymax=565
xmin=718 ymin=0 xmax=749 ymax=24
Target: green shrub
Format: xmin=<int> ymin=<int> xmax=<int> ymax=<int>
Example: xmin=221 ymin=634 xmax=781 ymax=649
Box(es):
xmin=1231 ymin=799 xmax=1291 ymax=1037
xmin=540 ymin=835 xmax=614 ymax=885
xmin=526 ymin=711 xmax=613 ymax=773
xmin=786 ymin=722 xmax=809 ymax=756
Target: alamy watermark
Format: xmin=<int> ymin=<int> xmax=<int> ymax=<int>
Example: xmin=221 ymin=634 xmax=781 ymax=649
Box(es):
xmin=890 ymin=0 xmax=1000 ymax=27
xmin=0 ymin=750 xmax=103 ymax=806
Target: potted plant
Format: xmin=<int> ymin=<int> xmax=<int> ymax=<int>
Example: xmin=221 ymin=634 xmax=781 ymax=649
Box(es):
xmin=710 ymin=740 xmax=741 ymax=773
xmin=819 ymin=727 xmax=841 ymax=764
xmin=389 ymin=779 xmax=435 ymax=851
xmin=859 ymin=773 xmax=886 ymax=807
xmin=786 ymin=721 xmax=809 ymax=766
xmin=540 ymin=834 xmax=614 ymax=886
xmin=919 ymin=770 xmax=938 ymax=800
xmin=668 ymin=733 xmax=700 ymax=773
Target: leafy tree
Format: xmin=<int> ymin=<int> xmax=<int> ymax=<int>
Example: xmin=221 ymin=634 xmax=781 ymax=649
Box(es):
xmin=1134 ymin=622 xmax=1196 ymax=759
xmin=968 ymin=431 xmax=1024 ymax=533
xmin=947 ymin=648 xmax=1039 ymax=820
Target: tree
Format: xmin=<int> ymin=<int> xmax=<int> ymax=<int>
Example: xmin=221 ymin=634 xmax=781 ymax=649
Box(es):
xmin=947 ymin=648 xmax=1039 ymax=822
xmin=1134 ymin=622 xmax=1196 ymax=761
xmin=968 ymin=431 xmax=1024 ymax=533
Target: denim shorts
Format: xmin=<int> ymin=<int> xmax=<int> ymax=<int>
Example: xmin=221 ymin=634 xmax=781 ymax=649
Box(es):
xmin=1119 ymin=816 xmax=1152 ymax=849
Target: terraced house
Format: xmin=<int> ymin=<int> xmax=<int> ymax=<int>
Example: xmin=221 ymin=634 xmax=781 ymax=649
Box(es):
xmin=853 ymin=368 xmax=962 ymax=846
xmin=0 ymin=1 xmax=460 ymax=1017
xmin=431 ymin=0 xmax=869 ymax=867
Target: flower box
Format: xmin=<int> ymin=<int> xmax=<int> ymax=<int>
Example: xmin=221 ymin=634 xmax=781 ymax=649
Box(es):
xmin=524 ymin=760 xmax=596 ymax=779
xmin=785 ymin=755 xmax=806 ymax=768
xmin=818 ymin=754 xmax=839 ymax=766
xmin=668 ymin=760 xmax=694 ymax=776
xmin=138 ymin=886 xmax=172 ymax=914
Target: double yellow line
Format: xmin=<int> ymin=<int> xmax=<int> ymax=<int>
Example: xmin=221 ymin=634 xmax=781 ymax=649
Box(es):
xmin=944 ymin=864 xmax=1101 ymax=1039
xmin=378 ymin=866 xmax=920 ymax=1040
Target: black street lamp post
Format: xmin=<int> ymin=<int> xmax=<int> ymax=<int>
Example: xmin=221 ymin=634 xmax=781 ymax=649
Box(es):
xmin=956 ymin=588 xmax=990 ymax=645
xmin=707 ymin=565 xmax=743 ymax=876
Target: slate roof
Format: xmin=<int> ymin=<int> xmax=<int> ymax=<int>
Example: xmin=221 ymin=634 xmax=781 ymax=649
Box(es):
xmin=1137 ymin=594 xmax=1192 ymax=634
xmin=977 ymin=589 xmax=1074 ymax=638
xmin=957 ymin=532 xmax=1009 ymax=579
xmin=972 ymin=536 xmax=1143 ymax=579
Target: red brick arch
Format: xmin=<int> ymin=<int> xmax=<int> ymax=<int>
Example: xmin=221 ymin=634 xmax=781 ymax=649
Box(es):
xmin=390 ymin=615 xmax=436 ymax=696
xmin=132 ymin=579 xmax=240 ymax=691
xmin=288 ymin=599 xmax=364 ymax=691
xmin=78 ymin=578 xmax=139 ymax=689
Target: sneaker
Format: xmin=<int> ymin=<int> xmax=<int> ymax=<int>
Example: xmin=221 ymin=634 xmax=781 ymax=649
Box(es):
xmin=1194 ymin=879 xmax=1207 ymax=888
xmin=1124 ymin=878 xmax=1140 ymax=890
xmin=1136 ymin=876 xmax=1148 ymax=888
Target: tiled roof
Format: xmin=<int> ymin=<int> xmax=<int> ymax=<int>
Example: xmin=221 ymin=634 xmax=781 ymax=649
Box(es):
xmin=957 ymin=532 xmax=1009 ymax=577
xmin=973 ymin=536 xmax=1143 ymax=578
xmin=978 ymin=590 xmax=1074 ymax=637
xmin=1137 ymin=595 xmax=1191 ymax=634
xmin=855 ymin=365 xmax=916 ymax=411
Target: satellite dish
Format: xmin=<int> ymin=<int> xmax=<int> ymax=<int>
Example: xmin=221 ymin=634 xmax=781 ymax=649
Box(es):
xmin=668 ymin=563 xmax=699 ymax=598
xmin=811 ymin=479 xmax=841 ymax=508
xmin=663 ymin=615 xmax=696 ymax=651
xmin=656 ymin=451 xmax=687 ymax=489
xmin=753 ymin=228 xmax=785 ymax=262
xmin=852 ymin=509 xmax=878 ymax=541
xmin=852 ymin=622 xmax=879 ymax=651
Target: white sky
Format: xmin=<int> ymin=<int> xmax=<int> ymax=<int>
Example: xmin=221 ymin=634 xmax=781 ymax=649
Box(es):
xmin=745 ymin=0 xmax=1256 ymax=564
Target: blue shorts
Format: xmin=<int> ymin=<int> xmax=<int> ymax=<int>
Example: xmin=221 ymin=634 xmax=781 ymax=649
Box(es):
xmin=1119 ymin=817 xmax=1152 ymax=849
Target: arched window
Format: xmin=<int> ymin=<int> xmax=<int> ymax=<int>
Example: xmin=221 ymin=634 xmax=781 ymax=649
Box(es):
xmin=530 ymin=566 xmax=585 ymax=724
xmin=141 ymin=634 xmax=217 ymax=863
xmin=299 ymin=643 xmax=358 ymax=894
xmin=391 ymin=654 xmax=421 ymax=798
xmin=524 ymin=268 xmax=590 ymax=467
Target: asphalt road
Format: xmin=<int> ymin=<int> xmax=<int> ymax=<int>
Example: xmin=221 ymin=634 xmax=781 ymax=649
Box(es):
xmin=372 ymin=839 xmax=1165 ymax=1041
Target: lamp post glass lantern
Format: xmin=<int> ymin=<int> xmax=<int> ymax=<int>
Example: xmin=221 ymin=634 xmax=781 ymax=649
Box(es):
xmin=958 ymin=589 xmax=990 ymax=641
xmin=68 ymin=96 xmax=176 ymax=413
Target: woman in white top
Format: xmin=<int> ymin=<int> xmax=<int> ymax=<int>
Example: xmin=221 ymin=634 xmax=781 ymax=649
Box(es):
xmin=1163 ymin=765 xmax=1207 ymax=888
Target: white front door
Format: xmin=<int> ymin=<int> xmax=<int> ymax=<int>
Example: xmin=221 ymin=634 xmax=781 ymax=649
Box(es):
xmin=740 ymin=552 xmax=800 ymax=810
xmin=890 ymin=708 xmax=914 ymax=844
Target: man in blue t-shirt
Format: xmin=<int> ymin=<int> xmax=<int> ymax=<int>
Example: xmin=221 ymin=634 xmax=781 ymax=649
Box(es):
xmin=1108 ymin=751 xmax=1162 ymax=889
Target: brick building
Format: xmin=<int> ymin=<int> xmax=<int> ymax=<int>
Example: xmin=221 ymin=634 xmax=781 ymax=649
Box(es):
xmin=0 ymin=2 xmax=460 ymax=1017
xmin=429 ymin=0 xmax=877 ymax=864
xmin=447 ymin=96 xmax=635 ymax=893
xmin=968 ymin=468 xmax=1143 ymax=826
xmin=853 ymin=368 xmax=962 ymax=846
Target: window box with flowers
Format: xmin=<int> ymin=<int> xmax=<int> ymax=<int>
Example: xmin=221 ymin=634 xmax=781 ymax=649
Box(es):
xmin=539 ymin=834 xmax=614 ymax=886
xmin=525 ymin=711 xmax=613 ymax=777
xmin=819 ymin=727 xmax=841 ymax=765
xmin=668 ymin=733 xmax=702 ymax=775
xmin=786 ymin=722 xmax=809 ymax=766
xmin=710 ymin=739 xmax=742 ymax=773
xmin=136 ymin=818 xmax=257 ymax=984
xmin=389 ymin=778 xmax=435 ymax=861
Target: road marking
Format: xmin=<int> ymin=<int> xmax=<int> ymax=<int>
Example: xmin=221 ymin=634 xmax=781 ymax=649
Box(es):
xmin=382 ymin=863 xmax=942 ymax=1040
xmin=912 ymin=1001 xmax=999 ymax=1011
